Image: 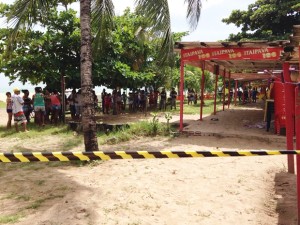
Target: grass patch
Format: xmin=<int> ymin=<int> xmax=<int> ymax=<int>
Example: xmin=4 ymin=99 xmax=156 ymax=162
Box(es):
xmin=0 ymin=214 xmax=24 ymax=224
xmin=25 ymin=199 xmax=45 ymax=209
xmin=61 ymin=137 xmax=83 ymax=151
xmin=98 ymin=118 xmax=173 ymax=145
xmin=34 ymin=180 xmax=46 ymax=186
xmin=148 ymin=100 xmax=223 ymax=115
xmin=25 ymin=194 xmax=64 ymax=210
xmin=16 ymin=195 xmax=31 ymax=201
xmin=182 ymin=100 xmax=223 ymax=115
xmin=0 ymin=123 xmax=72 ymax=139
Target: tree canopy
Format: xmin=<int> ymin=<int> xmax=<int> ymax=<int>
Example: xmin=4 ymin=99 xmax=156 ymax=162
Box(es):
xmin=0 ymin=8 xmax=81 ymax=90
xmin=0 ymin=5 xmax=189 ymax=91
xmin=222 ymin=0 xmax=300 ymax=41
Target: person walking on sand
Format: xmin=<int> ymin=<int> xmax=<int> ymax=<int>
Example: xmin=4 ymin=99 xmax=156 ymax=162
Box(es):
xmin=6 ymin=92 xmax=13 ymax=129
xmin=11 ymin=88 xmax=28 ymax=132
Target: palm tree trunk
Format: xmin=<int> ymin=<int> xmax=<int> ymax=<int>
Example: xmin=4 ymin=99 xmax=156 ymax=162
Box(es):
xmin=80 ymin=0 xmax=99 ymax=151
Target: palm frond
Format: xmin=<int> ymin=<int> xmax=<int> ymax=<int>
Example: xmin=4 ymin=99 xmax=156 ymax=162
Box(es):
xmin=135 ymin=0 xmax=173 ymax=64
xmin=6 ymin=0 xmax=53 ymax=53
xmin=8 ymin=0 xmax=52 ymax=28
xmin=185 ymin=0 xmax=202 ymax=31
xmin=91 ymin=0 xmax=114 ymax=55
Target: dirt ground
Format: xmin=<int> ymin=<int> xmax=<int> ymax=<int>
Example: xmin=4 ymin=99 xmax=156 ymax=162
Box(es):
xmin=0 ymin=102 xmax=298 ymax=225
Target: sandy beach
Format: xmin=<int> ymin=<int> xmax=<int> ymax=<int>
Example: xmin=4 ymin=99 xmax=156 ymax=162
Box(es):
xmin=0 ymin=103 xmax=297 ymax=225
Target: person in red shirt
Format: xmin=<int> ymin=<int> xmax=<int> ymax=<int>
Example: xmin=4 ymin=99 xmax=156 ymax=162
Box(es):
xmin=50 ymin=90 xmax=61 ymax=125
xmin=104 ymin=93 xmax=111 ymax=114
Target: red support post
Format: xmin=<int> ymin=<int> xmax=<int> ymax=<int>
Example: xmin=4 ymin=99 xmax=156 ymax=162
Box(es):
xmin=200 ymin=61 xmax=205 ymax=121
xmin=283 ymin=62 xmax=295 ymax=173
xmin=297 ymin=45 xmax=300 ymax=224
xmin=214 ymin=65 xmax=219 ymax=115
xmin=222 ymin=69 xmax=226 ymax=111
xmin=228 ymin=71 xmax=231 ymax=109
xmin=295 ymin=85 xmax=300 ymax=224
xmin=234 ymin=80 xmax=238 ymax=106
xmin=179 ymin=58 xmax=185 ymax=132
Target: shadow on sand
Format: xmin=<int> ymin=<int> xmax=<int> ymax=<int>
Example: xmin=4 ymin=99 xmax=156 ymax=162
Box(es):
xmin=274 ymin=170 xmax=297 ymax=225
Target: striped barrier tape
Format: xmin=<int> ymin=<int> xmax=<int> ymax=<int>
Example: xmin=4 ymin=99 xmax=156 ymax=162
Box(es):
xmin=0 ymin=150 xmax=300 ymax=163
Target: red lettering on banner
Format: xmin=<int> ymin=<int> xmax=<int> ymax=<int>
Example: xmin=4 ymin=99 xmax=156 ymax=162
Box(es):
xmin=181 ymin=47 xmax=283 ymax=61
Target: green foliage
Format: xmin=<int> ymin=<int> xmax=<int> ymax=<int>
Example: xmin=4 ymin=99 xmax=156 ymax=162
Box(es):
xmin=0 ymin=124 xmax=83 ymax=152
xmin=165 ymin=112 xmax=172 ymax=132
xmin=92 ymin=9 xmax=188 ymax=90
xmin=1 ymin=2 xmax=190 ymax=91
xmin=222 ymin=0 xmax=300 ymax=41
xmin=182 ymin=65 xmax=214 ymax=93
xmin=0 ymin=8 xmax=81 ymax=90
xmin=98 ymin=118 xmax=173 ymax=145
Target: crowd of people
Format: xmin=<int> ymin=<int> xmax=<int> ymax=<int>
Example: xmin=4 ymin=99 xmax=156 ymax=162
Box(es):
xmin=237 ymin=87 xmax=258 ymax=104
xmin=5 ymin=87 xmax=66 ymax=132
xmin=100 ymin=87 xmax=178 ymax=115
xmin=5 ymin=84 xmax=263 ymax=133
xmin=4 ymin=86 xmax=180 ymax=132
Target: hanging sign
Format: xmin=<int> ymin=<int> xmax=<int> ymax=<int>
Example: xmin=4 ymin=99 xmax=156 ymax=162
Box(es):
xmin=181 ymin=47 xmax=283 ymax=61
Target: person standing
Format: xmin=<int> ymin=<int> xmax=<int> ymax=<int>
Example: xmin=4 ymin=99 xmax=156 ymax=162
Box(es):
xmin=104 ymin=93 xmax=111 ymax=114
xmin=67 ymin=89 xmax=77 ymax=120
xmin=159 ymin=88 xmax=167 ymax=111
xmin=252 ymin=87 xmax=258 ymax=103
xmin=101 ymin=89 xmax=106 ymax=114
xmin=32 ymin=87 xmax=45 ymax=126
xmin=170 ymin=87 xmax=177 ymax=110
xmin=50 ymin=90 xmax=61 ymax=124
xmin=22 ymin=90 xmax=32 ymax=123
xmin=6 ymin=92 xmax=13 ymax=129
xmin=11 ymin=88 xmax=28 ymax=132
xmin=122 ymin=91 xmax=127 ymax=111
xmin=43 ymin=89 xmax=52 ymax=124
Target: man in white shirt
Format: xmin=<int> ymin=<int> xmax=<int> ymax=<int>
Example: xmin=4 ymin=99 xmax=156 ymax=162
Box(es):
xmin=11 ymin=88 xmax=28 ymax=132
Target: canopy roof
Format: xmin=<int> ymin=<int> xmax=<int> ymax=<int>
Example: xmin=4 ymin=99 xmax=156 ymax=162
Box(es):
xmin=174 ymin=25 xmax=300 ymax=81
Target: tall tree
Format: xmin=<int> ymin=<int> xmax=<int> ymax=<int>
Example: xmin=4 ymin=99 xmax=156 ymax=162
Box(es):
xmin=5 ymin=0 xmax=202 ymax=152
xmin=0 ymin=9 xmax=81 ymax=90
xmin=222 ymin=0 xmax=300 ymax=41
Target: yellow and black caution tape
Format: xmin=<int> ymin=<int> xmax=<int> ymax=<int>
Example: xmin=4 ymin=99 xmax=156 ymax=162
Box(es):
xmin=0 ymin=150 xmax=300 ymax=163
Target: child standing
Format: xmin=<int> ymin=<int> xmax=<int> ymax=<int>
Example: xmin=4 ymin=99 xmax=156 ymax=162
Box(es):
xmin=6 ymin=92 xmax=13 ymax=129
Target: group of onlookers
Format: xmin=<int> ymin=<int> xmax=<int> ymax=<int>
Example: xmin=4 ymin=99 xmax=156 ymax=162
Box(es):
xmin=6 ymin=87 xmax=62 ymax=132
xmin=187 ymin=88 xmax=198 ymax=105
xmin=67 ymin=88 xmax=98 ymax=120
xmin=237 ymin=87 xmax=258 ymax=104
xmin=100 ymin=87 xmax=178 ymax=114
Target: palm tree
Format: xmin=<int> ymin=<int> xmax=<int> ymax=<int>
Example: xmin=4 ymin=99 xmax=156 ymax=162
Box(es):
xmin=6 ymin=0 xmax=202 ymax=152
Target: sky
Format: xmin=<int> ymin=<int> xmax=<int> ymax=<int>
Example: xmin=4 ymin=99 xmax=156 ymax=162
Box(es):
xmin=0 ymin=0 xmax=256 ymax=93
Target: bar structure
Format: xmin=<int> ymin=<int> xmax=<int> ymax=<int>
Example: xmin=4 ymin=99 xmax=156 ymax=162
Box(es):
xmin=174 ymin=25 xmax=300 ymax=222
